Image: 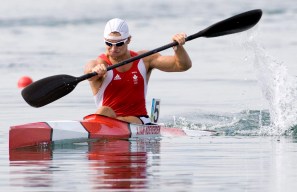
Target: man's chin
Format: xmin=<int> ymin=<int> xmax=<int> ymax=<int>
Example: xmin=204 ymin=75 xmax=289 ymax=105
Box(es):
xmin=110 ymin=52 xmax=121 ymax=58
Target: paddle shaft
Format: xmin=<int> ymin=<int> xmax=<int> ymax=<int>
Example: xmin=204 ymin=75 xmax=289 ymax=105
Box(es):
xmin=78 ymin=9 xmax=262 ymax=82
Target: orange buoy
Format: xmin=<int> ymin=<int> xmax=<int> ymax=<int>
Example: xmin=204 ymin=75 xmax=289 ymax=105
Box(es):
xmin=17 ymin=76 xmax=33 ymax=88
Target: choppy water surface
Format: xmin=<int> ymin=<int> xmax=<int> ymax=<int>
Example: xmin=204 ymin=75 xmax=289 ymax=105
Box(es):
xmin=1 ymin=0 xmax=297 ymax=191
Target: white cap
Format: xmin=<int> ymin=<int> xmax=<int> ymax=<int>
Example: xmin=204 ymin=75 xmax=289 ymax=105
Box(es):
xmin=104 ymin=18 xmax=130 ymax=40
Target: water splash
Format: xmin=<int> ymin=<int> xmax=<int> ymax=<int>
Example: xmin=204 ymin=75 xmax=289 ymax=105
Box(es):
xmin=243 ymin=35 xmax=297 ymax=135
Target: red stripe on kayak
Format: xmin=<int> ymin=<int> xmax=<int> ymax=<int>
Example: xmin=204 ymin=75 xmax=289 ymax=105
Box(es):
xmin=9 ymin=122 xmax=52 ymax=149
xmin=82 ymin=114 xmax=130 ymax=139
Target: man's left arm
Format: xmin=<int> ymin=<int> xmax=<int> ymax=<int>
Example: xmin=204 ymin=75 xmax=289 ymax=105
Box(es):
xmin=147 ymin=33 xmax=192 ymax=72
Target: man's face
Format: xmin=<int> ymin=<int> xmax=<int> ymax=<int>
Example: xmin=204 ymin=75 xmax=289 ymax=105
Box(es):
xmin=104 ymin=32 xmax=129 ymax=58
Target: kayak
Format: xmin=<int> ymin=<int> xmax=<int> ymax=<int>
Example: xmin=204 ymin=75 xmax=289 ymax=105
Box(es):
xmin=9 ymin=114 xmax=217 ymax=149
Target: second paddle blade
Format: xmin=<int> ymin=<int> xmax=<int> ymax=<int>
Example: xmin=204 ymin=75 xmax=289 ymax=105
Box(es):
xmin=202 ymin=9 xmax=263 ymax=38
xmin=21 ymin=74 xmax=79 ymax=108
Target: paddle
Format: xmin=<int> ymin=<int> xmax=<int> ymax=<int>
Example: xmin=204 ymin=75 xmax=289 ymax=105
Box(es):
xmin=22 ymin=9 xmax=262 ymax=107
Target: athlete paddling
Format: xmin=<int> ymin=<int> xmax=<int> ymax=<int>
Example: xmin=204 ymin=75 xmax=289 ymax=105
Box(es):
xmin=84 ymin=18 xmax=192 ymax=124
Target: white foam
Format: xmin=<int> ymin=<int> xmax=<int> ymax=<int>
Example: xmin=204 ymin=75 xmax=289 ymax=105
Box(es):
xmin=244 ymin=40 xmax=297 ymax=135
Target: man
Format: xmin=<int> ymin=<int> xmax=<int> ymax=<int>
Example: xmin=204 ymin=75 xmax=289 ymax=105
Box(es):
xmin=84 ymin=18 xmax=192 ymax=124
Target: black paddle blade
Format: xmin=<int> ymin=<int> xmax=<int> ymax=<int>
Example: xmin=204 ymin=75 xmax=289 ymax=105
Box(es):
xmin=21 ymin=74 xmax=79 ymax=107
xmin=187 ymin=9 xmax=262 ymax=41
xmin=202 ymin=9 xmax=262 ymax=38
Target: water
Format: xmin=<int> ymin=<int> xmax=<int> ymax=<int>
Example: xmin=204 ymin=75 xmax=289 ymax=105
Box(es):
xmin=4 ymin=137 xmax=297 ymax=191
xmin=1 ymin=0 xmax=297 ymax=191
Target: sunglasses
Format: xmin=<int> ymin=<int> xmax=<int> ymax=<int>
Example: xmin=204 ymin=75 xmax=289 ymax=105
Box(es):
xmin=105 ymin=39 xmax=128 ymax=47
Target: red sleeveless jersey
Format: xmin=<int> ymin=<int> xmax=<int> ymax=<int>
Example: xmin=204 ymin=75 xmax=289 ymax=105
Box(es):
xmin=94 ymin=51 xmax=148 ymax=117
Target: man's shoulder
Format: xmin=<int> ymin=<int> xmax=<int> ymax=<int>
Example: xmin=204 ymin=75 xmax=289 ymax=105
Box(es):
xmin=96 ymin=53 xmax=111 ymax=65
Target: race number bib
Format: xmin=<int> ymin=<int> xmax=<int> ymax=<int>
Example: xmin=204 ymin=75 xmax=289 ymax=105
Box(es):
xmin=150 ymin=98 xmax=160 ymax=123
